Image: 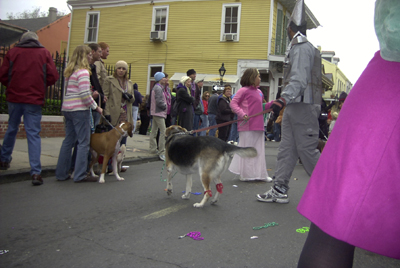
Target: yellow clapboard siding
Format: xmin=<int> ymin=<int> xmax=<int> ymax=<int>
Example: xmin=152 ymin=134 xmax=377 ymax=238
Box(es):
xmin=68 ymin=0 xmax=273 ymax=94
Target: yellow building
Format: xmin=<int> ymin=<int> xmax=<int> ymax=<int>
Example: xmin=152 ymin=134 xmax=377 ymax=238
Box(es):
xmin=66 ymin=0 xmax=320 ymax=100
xmin=320 ymin=50 xmax=353 ymax=100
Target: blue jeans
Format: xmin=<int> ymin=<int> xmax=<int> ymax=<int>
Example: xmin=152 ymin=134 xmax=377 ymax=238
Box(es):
xmin=208 ymin=114 xmax=217 ymax=137
xmin=56 ymin=110 xmax=91 ymax=181
xmin=228 ymin=114 xmax=239 ymax=142
xmin=193 ymin=114 xmax=201 ymax=135
xmin=1 ymin=102 xmax=42 ymax=175
xmin=199 ymin=114 xmax=209 ymax=136
xmin=267 ymin=123 xmax=281 ymax=141
xmin=92 ymin=110 xmax=100 ymax=128
xmin=132 ymin=106 xmax=139 ymax=132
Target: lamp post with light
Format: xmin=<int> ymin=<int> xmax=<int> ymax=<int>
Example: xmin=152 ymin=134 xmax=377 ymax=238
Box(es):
xmin=219 ymin=63 xmax=226 ymax=86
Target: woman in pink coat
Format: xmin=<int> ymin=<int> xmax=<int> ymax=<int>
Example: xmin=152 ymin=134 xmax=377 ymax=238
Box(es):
xmin=297 ymin=1 xmax=400 ymax=265
xmin=229 ymin=68 xmax=273 ymax=181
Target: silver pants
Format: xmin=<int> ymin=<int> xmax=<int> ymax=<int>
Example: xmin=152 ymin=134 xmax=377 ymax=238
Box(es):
xmin=274 ymin=103 xmax=321 ymax=190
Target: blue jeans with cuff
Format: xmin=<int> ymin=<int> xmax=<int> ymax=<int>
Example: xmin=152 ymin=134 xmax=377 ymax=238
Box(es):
xmin=1 ymin=102 xmax=42 ymax=175
xmin=56 ymin=110 xmax=91 ymax=181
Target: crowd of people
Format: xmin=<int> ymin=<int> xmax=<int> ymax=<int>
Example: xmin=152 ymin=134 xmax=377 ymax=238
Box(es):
xmin=1 ymin=0 xmax=399 ymax=263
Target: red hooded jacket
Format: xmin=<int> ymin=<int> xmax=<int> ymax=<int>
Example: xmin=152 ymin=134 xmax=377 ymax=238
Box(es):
xmin=0 ymin=39 xmax=59 ymax=106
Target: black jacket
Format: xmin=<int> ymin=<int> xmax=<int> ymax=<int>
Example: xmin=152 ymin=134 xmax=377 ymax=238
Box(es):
xmin=216 ymin=95 xmax=234 ymax=122
xmin=176 ymin=83 xmax=195 ymax=131
xmin=90 ymin=64 xmax=105 ymax=109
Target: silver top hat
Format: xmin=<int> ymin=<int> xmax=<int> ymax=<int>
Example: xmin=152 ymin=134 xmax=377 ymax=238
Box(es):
xmin=288 ymin=0 xmax=306 ymax=28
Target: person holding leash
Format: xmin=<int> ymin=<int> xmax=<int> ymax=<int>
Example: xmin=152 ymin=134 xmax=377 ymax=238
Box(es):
xmin=297 ymin=0 xmax=400 ymax=264
xmin=56 ymin=45 xmax=103 ymax=183
xmin=256 ymin=0 xmax=322 ymax=203
xmin=229 ymin=68 xmax=273 ymax=182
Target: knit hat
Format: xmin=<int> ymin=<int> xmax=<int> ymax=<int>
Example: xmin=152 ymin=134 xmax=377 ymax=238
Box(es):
xmin=115 ymin=60 xmax=128 ymax=70
xmin=195 ymin=78 xmax=204 ymax=83
xmin=133 ymin=83 xmax=138 ymax=90
xmin=186 ymin=69 xmax=196 ymax=76
xmin=180 ymin=76 xmax=191 ymax=85
xmin=154 ymin=72 xmax=165 ymax=82
xmin=20 ymin=31 xmax=39 ymax=42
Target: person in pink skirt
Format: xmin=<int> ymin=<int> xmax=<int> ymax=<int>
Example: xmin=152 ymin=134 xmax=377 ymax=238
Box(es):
xmin=229 ymin=68 xmax=273 ymax=182
xmin=297 ymin=1 xmax=400 ymax=265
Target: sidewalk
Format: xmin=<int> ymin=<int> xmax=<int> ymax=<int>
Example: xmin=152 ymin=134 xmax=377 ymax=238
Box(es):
xmin=0 ymin=133 xmax=159 ymax=183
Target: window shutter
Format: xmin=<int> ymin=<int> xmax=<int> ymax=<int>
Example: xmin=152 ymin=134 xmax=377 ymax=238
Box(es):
xmin=275 ymin=9 xmax=283 ymax=54
xmin=281 ymin=16 xmax=288 ymax=55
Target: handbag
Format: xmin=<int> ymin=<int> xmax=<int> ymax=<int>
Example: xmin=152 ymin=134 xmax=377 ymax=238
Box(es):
xmin=194 ymin=100 xmax=204 ymax=115
xmin=95 ymin=123 xmax=112 ymax=133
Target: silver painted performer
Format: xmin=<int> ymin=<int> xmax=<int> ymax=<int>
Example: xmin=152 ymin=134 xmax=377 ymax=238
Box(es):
xmin=256 ymin=0 xmax=322 ymax=204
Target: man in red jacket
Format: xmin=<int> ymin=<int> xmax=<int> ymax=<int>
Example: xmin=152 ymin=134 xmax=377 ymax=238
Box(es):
xmin=0 ymin=32 xmax=59 ymax=186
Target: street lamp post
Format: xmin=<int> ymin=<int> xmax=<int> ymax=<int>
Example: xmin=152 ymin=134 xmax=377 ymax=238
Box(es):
xmin=219 ymin=63 xmax=226 ymax=86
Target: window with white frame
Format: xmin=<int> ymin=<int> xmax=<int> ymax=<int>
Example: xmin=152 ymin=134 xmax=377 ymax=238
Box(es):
xmin=151 ymin=6 xmax=169 ymax=39
xmin=85 ymin=11 xmax=100 ymax=43
xmin=221 ymin=3 xmax=241 ymax=41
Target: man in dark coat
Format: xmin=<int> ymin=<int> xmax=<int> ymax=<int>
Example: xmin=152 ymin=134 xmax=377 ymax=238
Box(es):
xmin=88 ymin=43 xmax=106 ymax=127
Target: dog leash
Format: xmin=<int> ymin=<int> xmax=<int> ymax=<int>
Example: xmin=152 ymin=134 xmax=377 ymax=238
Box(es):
xmin=189 ymin=108 xmax=272 ymax=135
xmin=100 ymin=114 xmax=125 ymax=136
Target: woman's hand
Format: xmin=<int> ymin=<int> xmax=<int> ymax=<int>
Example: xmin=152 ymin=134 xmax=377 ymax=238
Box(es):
xmin=243 ymin=114 xmax=249 ymax=121
xmin=96 ymin=106 xmax=103 ymax=114
xmin=92 ymin=90 xmax=99 ymax=99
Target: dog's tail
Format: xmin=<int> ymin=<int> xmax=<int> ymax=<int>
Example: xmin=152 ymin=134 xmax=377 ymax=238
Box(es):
xmin=228 ymin=146 xmax=257 ymax=158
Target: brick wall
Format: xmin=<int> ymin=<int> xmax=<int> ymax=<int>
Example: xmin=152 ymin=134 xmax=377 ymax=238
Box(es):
xmin=0 ymin=115 xmax=65 ymax=139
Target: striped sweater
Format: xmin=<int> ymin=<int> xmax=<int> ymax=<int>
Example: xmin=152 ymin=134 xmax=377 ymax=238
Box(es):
xmin=62 ymin=69 xmax=97 ymax=112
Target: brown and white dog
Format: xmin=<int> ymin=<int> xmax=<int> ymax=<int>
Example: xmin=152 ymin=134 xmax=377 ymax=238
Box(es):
xmin=89 ymin=121 xmax=133 ymax=183
xmin=106 ymin=144 xmax=126 ymax=175
xmin=165 ymin=125 xmax=257 ymax=208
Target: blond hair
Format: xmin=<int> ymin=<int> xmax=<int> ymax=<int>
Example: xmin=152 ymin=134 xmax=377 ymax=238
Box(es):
xmin=64 ymin=45 xmax=92 ymax=78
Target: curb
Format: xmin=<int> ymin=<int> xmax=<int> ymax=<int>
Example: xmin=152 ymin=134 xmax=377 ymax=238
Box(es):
xmin=0 ymin=156 xmax=160 ymax=184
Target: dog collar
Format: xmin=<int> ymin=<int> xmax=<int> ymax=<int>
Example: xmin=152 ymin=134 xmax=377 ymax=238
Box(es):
xmin=165 ymin=131 xmax=187 ymax=144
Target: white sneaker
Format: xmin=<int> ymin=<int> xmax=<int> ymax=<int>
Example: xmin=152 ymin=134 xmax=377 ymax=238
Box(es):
xmin=266 ymin=176 xmax=273 ymax=182
xmin=159 ymin=154 xmax=165 ymax=161
xmin=256 ymin=187 xmax=289 ymax=204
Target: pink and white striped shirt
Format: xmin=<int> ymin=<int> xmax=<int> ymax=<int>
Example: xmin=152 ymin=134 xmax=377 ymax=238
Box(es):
xmin=61 ymin=69 xmax=97 ymax=112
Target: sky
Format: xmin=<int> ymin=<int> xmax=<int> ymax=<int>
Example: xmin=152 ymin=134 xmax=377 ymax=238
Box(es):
xmin=0 ymin=0 xmax=380 ymax=84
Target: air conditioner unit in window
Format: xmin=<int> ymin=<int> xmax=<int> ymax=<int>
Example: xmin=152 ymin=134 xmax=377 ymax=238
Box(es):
xmin=150 ymin=31 xmax=165 ymax=41
xmin=224 ymin=34 xmax=237 ymax=41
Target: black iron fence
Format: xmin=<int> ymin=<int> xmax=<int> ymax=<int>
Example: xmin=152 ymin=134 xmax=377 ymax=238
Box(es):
xmin=0 ymin=45 xmax=131 ymax=115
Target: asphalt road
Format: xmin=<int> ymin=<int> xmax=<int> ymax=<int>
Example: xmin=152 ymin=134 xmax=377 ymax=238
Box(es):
xmin=1 ymin=151 xmax=399 ymax=267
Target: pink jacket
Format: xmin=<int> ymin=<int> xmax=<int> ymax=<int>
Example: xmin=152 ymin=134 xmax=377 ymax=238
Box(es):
xmin=230 ymin=86 xmax=273 ymax=132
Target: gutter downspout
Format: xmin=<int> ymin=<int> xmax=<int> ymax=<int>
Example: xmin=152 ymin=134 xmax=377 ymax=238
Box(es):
xmin=267 ymin=0 xmax=274 ymax=56
xmin=66 ymin=4 xmax=73 ymax=63
xmin=267 ymin=0 xmax=274 ymax=101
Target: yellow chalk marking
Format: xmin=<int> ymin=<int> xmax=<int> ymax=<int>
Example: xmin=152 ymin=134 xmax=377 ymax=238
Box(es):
xmin=142 ymin=204 xmax=188 ymax=220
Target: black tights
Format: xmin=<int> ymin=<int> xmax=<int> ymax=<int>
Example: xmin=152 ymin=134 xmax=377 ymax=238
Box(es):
xmin=298 ymin=223 xmax=355 ymax=268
